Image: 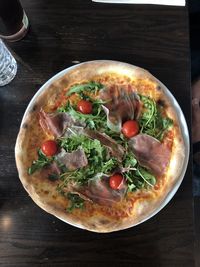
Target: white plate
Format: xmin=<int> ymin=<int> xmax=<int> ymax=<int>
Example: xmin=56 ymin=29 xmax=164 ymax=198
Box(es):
xmin=16 ymin=60 xmax=190 ymax=232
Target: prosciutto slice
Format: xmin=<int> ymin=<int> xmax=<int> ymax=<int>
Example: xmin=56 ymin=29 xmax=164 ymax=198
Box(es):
xmin=39 ymin=109 xmax=75 ymax=137
xmin=128 ymin=134 xmax=170 ymax=176
xmin=99 ymin=85 xmax=141 ymax=132
xmin=81 ymin=175 xmax=127 ymax=206
xmin=56 ymin=148 xmax=88 ymax=171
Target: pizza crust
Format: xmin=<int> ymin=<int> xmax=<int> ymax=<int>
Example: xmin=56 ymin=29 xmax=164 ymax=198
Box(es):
xmin=15 ymin=60 xmax=188 ymax=233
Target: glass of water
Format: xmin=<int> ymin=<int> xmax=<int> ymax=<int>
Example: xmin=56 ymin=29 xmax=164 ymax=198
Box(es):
xmin=0 ymin=39 xmax=17 ymax=86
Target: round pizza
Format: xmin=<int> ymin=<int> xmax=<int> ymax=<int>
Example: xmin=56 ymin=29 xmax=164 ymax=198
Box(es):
xmin=15 ymin=60 xmax=189 ymax=233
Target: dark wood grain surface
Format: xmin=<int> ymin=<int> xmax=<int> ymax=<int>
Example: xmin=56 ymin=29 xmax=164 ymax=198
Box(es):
xmin=0 ymin=1 xmax=193 ymax=266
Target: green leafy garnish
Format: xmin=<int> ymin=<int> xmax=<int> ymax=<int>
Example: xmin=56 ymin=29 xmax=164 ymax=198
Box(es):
xmin=123 ymin=152 xmax=137 ymax=168
xmin=101 ymin=158 xmax=118 ymax=173
xmin=66 ymin=193 xmax=85 ymax=212
xmin=104 ymin=128 xmax=128 ymax=148
xmin=122 ymin=152 xmax=156 ymax=192
xmin=58 ymin=100 xmax=107 ymax=130
xmin=124 ymin=168 xmax=156 ymax=192
xmin=59 ymin=134 xmax=104 ymax=155
xmin=58 ymin=135 xmax=117 ymax=189
xmin=138 ymin=95 xmax=173 ymax=140
xmin=28 ymin=150 xmax=53 ymax=175
xmin=136 ymin=167 xmax=156 ymax=187
xmin=66 ymin=81 xmax=104 ymax=97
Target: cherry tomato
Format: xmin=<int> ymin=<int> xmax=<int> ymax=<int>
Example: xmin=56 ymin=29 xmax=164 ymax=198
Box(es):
xmin=77 ymin=100 xmax=92 ymax=114
xmin=41 ymin=140 xmax=58 ymax=156
xmin=122 ymin=120 xmax=139 ymax=138
xmin=109 ymin=173 xmax=124 ymax=190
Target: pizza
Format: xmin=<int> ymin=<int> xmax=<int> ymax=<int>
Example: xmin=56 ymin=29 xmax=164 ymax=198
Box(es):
xmin=15 ymin=60 xmax=187 ymax=233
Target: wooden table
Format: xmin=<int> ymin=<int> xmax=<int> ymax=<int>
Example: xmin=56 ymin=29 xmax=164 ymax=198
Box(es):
xmin=0 ymin=0 xmax=194 ymax=266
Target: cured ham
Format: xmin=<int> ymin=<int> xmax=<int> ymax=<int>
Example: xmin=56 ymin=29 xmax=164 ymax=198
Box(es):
xmin=56 ymin=148 xmax=88 ymax=171
xmin=81 ymin=175 xmax=127 ymax=205
xmin=39 ymin=109 xmax=74 ymax=137
xmin=128 ymin=134 xmax=170 ymax=176
xmin=99 ymin=85 xmax=141 ymax=132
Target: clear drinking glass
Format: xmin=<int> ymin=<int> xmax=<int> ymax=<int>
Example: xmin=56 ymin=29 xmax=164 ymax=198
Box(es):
xmin=0 ymin=39 xmax=17 ymax=86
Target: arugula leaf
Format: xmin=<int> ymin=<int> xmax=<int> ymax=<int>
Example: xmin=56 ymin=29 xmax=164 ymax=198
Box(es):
xmin=58 ymin=134 xmax=87 ymax=152
xmin=123 ymin=152 xmax=137 ymax=168
xmin=156 ymin=117 xmax=173 ymax=140
xmin=124 ymin=167 xmax=156 ymax=192
xmin=104 ymin=128 xmax=128 ymax=148
xmin=66 ymin=81 xmax=104 ymax=97
xmin=138 ymin=95 xmax=173 ymax=141
xmin=124 ymin=172 xmax=145 ymax=192
xmin=136 ymin=167 xmax=156 ymax=187
xmin=122 ymin=152 xmax=156 ymax=192
xmin=28 ymin=150 xmax=53 ymax=175
xmin=66 ymin=193 xmax=85 ymax=212
xmin=102 ymin=158 xmax=118 ymax=173
xmin=57 ymin=100 xmax=71 ymax=113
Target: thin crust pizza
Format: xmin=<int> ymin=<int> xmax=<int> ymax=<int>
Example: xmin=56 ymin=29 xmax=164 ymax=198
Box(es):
xmin=15 ymin=61 xmax=187 ymax=233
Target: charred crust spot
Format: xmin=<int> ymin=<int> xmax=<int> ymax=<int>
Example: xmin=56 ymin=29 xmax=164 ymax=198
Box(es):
xmin=22 ymin=123 xmax=28 ymax=129
xmin=157 ymin=85 xmax=162 ymax=91
xmin=99 ymin=219 xmax=111 ymax=225
xmin=31 ymin=104 xmax=38 ymax=112
xmin=89 ymin=223 xmax=97 ymax=229
xmin=157 ymin=99 xmax=165 ymax=107
xmin=178 ymin=136 xmax=182 ymax=142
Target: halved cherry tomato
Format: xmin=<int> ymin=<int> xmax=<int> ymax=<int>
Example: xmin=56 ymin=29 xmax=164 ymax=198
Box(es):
xmin=122 ymin=120 xmax=139 ymax=138
xmin=77 ymin=100 xmax=92 ymax=114
xmin=109 ymin=173 xmax=124 ymax=190
xmin=41 ymin=140 xmax=58 ymax=156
